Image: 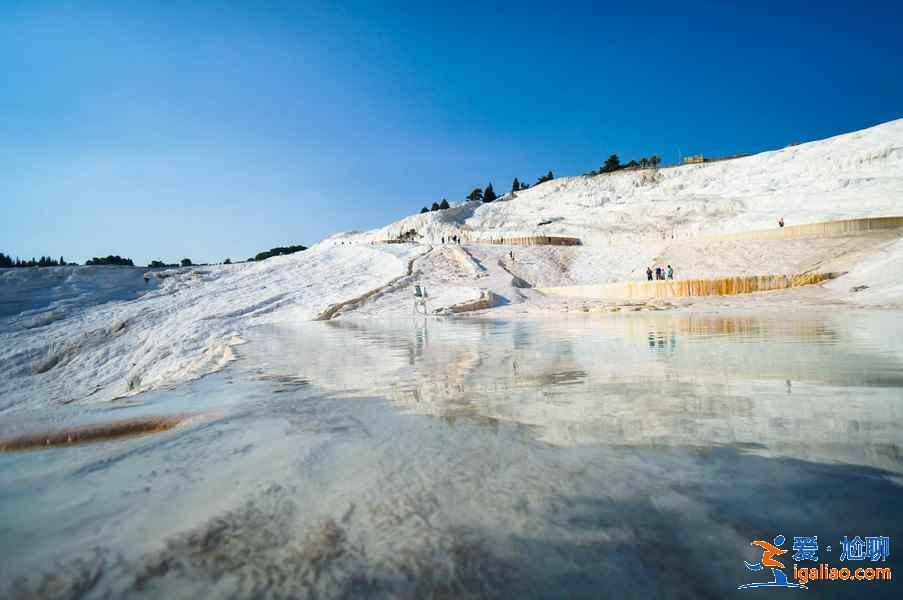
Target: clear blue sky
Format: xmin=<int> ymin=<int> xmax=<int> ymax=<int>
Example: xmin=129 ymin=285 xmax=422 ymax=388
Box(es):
xmin=2 ymin=0 xmax=902 ymax=265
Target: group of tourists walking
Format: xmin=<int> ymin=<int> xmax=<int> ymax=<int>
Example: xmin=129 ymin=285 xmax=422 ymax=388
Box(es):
xmin=646 ymin=264 xmax=673 ymax=281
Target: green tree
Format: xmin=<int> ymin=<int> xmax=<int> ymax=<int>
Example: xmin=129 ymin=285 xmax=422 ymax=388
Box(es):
xmin=431 ymin=202 xmax=440 ymax=211
xmin=602 ymin=154 xmax=621 ymax=173
xmin=639 ymin=157 xmax=648 ymax=168
xmin=86 ymin=255 xmax=134 ymax=266
xmin=181 ymin=258 xmax=193 ymax=267
xmin=439 ymin=198 xmax=450 ymax=209
xmin=420 ymin=207 xmax=429 ymax=213
xmin=483 ymin=183 xmax=497 ymax=203
xmin=254 ymin=245 xmax=307 ymax=262
xmin=535 ymin=171 xmax=554 ymax=185
xmin=512 ymin=177 xmax=521 ymax=192
xmin=651 ymin=155 xmax=661 ymax=167
xmin=223 ymin=258 xmax=231 ymax=264
xmin=467 ymin=188 xmax=483 ymax=202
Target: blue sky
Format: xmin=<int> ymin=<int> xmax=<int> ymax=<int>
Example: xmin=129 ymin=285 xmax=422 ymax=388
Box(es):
xmin=2 ymin=0 xmax=902 ymax=265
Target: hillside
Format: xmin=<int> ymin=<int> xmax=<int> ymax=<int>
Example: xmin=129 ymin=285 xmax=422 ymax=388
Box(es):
xmin=1 ymin=119 xmax=902 ymax=411
xmin=345 ymin=118 xmax=903 ymax=245
xmin=333 ymin=118 xmax=903 ymax=297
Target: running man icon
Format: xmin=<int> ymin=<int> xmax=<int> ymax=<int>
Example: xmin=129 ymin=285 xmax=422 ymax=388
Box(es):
xmin=738 ymin=535 xmax=807 ymax=589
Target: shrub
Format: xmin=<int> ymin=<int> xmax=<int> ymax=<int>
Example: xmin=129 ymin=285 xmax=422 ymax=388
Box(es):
xmin=253 ymin=245 xmax=307 ymax=262
xmin=86 ymin=255 xmax=135 ymax=266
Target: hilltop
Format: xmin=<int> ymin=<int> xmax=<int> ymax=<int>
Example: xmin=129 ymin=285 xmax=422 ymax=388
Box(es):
xmin=345 ymin=118 xmax=903 ymax=245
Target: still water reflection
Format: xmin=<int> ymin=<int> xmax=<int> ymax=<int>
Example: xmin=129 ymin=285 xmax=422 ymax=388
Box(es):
xmin=1 ymin=312 xmax=901 ymax=598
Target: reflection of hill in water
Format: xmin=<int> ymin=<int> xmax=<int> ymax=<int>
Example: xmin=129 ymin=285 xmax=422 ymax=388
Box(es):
xmin=244 ymin=312 xmax=903 ymax=472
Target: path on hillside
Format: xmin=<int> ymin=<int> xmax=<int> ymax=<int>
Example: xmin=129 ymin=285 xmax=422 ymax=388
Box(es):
xmin=335 ymin=244 xmax=544 ymax=318
xmin=315 ymin=247 xmax=434 ymax=320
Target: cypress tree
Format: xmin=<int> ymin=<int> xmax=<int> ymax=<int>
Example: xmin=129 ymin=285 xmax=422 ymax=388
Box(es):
xmin=431 ymin=202 xmax=440 ymax=211
xmin=483 ymin=183 xmax=497 ymax=203
xmin=602 ymin=154 xmax=620 ymax=173
xmin=439 ymin=199 xmax=450 ymax=209
xmin=535 ymin=171 xmax=554 ymax=185
xmin=512 ymin=177 xmax=520 ymax=192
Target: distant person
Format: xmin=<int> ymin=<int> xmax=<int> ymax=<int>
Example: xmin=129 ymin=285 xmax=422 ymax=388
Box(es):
xmin=778 ymin=217 xmax=785 ymax=228
xmin=655 ymin=266 xmax=663 ymax=280
xmin=509 ymin=250 xmax=514 ymax=261
xmin=667 ymin=265 xmax=674 ymax=280
xmin=646 ymin=266 xmax=653 ymax=281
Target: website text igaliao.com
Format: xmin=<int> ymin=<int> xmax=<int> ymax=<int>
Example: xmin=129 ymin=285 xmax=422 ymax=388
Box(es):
xmin=793 ymin=563 xmax=892 ymax=585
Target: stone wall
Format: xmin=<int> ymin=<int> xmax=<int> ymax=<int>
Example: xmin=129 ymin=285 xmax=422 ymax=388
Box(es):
xmin=706 ymin=216 xmax=903 ymax=242
xmin=538 ymin=272 xmax=841 ymax=300
xmin=474 ymin=236 xmax=582 ymax=247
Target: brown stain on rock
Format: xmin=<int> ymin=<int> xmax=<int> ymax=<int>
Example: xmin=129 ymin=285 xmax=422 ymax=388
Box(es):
xmin=0 ymin=414 xmax=194 ymax=452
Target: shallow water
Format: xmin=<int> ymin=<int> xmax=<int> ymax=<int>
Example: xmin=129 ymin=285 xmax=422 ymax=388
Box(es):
xmin=1 ymin=311 xmax=902 ymax=598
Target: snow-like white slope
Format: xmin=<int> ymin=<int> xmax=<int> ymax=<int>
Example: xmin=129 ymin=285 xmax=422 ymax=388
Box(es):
xmin=342 ymin=118 xmax=903 ymax=246
xmin=329 ymin=118 xmax=903 ymax=299
xmin=826 ymin=236 xmax=903 ymax=306
xmin=0 ymin=244 xmax=423 ymax=411
xmin=0 ymin=265 xmax=155 ymax=325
